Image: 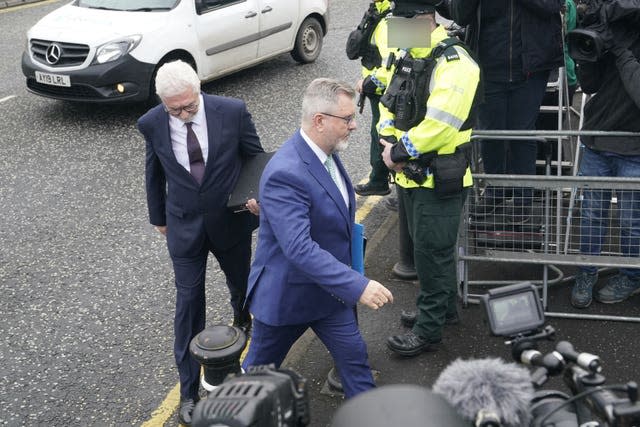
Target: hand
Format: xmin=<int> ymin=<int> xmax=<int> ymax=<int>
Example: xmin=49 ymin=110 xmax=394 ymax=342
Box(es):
xmin=359 ymin=280 xmax=393 ymax=310
xmin=380 ymin=139 xmax=405 ymax=172
xmin=156 ymin=225 xmax=167 ymax=236
xmin=246 ymin=198 xmax=260 ymax=216
xmin=355 ymin=79 xmax=364 ymax=93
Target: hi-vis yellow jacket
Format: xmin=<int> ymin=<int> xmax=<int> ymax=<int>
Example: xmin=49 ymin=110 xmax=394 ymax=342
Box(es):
xmin=360 ymin=0 xmax=392 ymax=96
xmin=377 ymin=25 xmax=480 ymax=189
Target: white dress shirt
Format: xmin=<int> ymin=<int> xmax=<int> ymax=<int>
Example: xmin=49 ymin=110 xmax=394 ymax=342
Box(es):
xmin=300 ymin=129 xmax=349 ymax=207
xmin=168 ymin=94 xmax=209 ymax=173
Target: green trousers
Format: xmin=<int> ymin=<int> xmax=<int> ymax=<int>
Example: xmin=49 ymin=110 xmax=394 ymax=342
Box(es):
xmin=399 ymin=186 xmax=468 ymax=342
xmin=367 ymin=95 xmax=389 ymax=186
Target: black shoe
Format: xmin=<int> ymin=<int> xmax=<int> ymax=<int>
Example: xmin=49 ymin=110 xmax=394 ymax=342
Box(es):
xmin=354 ymin=182 xmax=391 ymax=196
xmin=233 ymin=310 xmax=252 ymax=334
xmin=178 ymin=397 xmax=199 ymax=426
xmin=387 ymin=331 xmax=439 ymax=357
xmin=392 ymin=262 xmax=418 ymax=280
xmin=400 ymin=310 xmax=459 ymax=328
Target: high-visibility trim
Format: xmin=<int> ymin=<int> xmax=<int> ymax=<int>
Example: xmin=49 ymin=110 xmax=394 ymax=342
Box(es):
xmin=426 ymin=107 xmax=465 ymax=130
xmin=400 ymin=132 xmax=420 ymax=157
xmin=378 ymin=119 xmax=395 ymax=132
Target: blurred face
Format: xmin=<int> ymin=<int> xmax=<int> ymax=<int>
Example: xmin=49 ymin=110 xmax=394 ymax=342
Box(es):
xmin=162 ymin=89 xmax=200 ymax=122
xmin=319 ymin=93 xmax=357 ymax=153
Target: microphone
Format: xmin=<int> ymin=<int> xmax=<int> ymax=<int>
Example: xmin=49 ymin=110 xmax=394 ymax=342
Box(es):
xmin=433 ymin=357 xmax=534 ymax=427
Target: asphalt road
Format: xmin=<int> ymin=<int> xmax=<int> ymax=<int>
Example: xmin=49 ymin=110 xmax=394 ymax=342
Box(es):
xmin=0 ymin=0 xmax=383 ymax=425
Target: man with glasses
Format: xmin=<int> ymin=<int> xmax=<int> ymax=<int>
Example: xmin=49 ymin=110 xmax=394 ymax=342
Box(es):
xmin=242 ymin=78 xmax=393 ymax=399
xmin=137 ymin=60 xmax=264 ymax=426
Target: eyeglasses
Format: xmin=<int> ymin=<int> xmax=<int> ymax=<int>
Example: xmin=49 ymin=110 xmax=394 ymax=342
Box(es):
xmin=320 ymin=112 xmax=356 ymax=125
xmin=164 ymin=100 xmax=199 ymax=116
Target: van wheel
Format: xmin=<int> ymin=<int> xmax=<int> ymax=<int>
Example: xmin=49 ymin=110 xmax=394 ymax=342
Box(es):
xmin=290 ymin=17 xmax=323 ymax=64
xmin=147 ymin=57 xmax=196 ymax=106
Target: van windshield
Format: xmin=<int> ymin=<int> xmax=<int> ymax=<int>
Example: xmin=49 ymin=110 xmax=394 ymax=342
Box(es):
xmin=76 ymin=0 xmax=178 ymax=11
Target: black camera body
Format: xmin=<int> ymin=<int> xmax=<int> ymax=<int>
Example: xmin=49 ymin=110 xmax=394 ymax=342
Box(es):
xmin=568 ymin=0 xmax=640 ymax=62
xmin=191 ymin=364 xmax=310 ymax=427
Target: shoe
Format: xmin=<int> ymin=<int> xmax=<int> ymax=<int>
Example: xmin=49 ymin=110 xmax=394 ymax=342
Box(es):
xmin=178 ymin=396 xmax=199 ymax=426
xmin=354 ymin=182 xmax=391 ymax=196
xmin=595 ymin=274 xmax=640 ymax=304
xmin=233 ymin=310 xmax=252 ymax=334
xmin=392 ymin=262 xmax=418 ymax=280
xmin=400 ymin=310 xmax=459 ymax=328
xmin=387 ymin=330 xmax=439 ymax=357
xmin=570 ymin=270 xmax=598 ymax=308
xmin=383 ymin=196 xmax=398 ymax=211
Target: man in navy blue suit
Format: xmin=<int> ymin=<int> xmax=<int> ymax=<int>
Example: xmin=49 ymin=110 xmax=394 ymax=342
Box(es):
xmin=242 ymin=78 xmax=394 ymax=399
xmin=137 ymin=60 xmax=263 ymax=426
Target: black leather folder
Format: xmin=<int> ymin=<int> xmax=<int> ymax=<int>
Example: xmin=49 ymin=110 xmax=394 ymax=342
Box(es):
xmin=227 ymin=151 xmax=275 ymax=212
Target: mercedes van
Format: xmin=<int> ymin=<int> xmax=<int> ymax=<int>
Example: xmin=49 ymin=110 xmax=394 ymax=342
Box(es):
xmin=21 ymin=0 xmax=329 ymax=103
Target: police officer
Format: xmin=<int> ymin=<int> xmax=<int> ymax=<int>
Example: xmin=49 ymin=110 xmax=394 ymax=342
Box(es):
xmin=351 ymin=0 xmax=393 ymax=196
xmin=379 ymin=0 xmax=480 ymax=356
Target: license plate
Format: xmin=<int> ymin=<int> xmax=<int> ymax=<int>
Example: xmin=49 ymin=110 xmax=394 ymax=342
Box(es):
xmin=35 ymin=71 xmax=71 ymax=87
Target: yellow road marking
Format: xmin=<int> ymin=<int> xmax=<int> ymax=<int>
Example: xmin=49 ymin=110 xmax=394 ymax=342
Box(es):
xmin=0 ymin=0 xmax=60 ymax=14
xmin=142 ymin=177 xmax=385 ymax=426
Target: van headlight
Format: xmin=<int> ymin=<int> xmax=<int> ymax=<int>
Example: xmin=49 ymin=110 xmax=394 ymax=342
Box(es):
xmin=94 ymin=35 xmax=142 ymax=64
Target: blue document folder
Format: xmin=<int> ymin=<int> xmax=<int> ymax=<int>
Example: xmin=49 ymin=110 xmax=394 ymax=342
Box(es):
xmin=351 ymin=223 xmax=366 ymax=274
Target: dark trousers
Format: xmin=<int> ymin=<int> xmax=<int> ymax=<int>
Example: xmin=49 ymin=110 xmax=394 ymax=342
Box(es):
xmin=242 ymin=307 xmax=375 ymax=399
xmin=367 ymin=95 xmax=389 ymax=186
xmin=400 ymin=187 xmax=467 ymax=341
xmin=171 ymin=234 xmax=252 ymax=399
xmin=479 ymin=73 xmax=549 ymax=204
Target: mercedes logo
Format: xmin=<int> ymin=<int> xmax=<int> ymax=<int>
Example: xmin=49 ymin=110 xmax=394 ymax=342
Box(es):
xmin=45 ymin=43 xmax=62 ymax=65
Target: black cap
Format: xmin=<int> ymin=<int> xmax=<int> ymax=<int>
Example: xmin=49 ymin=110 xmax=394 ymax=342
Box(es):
xmin=392 ymin=0 xmax=438 ymax=17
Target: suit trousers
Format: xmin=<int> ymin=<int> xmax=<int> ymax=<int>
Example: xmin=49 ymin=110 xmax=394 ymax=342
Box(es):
xmin=242 ymin=306 xmax=375 ymax=398
xmin=171 ymin=233 xmax=252 ymax=399
xmin=400 ymin=187 xmax=467 ymax=342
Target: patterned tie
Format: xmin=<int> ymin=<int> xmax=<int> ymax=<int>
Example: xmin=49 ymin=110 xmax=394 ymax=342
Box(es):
xmin=185 ymin=122 xmax=205 ymax=184
xmin=324 ymin=155 xmax=339 ymax=185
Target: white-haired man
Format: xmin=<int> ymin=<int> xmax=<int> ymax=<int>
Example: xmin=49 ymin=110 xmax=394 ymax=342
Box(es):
xmin=137 ymin=60 xmax=263 ymax=425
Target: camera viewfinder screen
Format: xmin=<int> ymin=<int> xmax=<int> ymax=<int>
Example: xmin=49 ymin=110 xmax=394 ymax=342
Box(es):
xmin=489 ymin=291 xmax=541 ymax=335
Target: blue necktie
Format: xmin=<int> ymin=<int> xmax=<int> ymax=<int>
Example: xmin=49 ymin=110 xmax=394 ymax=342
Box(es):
xmin=185 ymin=122 xmax=205 ymax=184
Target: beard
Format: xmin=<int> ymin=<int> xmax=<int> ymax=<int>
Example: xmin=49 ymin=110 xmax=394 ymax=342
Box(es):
xmin=334 ymin=138 xmax=350 ymax=152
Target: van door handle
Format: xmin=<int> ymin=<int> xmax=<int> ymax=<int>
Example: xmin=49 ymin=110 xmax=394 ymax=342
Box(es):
xmin=261 ymin=6 xmax=273 ymax=13
xmin=245 ymin=11 xmax=257 ymax=18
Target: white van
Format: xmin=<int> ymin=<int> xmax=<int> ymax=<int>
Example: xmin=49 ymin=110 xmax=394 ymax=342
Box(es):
xmin=21 ymin=0 xmax=329 ymax=103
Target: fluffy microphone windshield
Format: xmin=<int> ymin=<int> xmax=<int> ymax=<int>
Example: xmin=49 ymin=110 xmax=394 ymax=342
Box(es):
xmin=432 ymin=357 xmax=534 ymax=427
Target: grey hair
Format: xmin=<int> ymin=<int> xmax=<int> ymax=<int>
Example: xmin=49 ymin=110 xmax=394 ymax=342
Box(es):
xmin=155 ymin=60 xmax=200 ymax=99
xmin=301 ymin=78 xmax=356 ymax=125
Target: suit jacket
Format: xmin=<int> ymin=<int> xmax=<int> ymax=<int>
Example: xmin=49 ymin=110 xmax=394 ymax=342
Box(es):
xmin=246 ymin=130 xmax=369 ymax=326
xmin=137 ymin=94 xmax=263 ymax=257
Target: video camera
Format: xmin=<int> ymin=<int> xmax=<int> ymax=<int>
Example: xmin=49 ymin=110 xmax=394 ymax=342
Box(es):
xmin=187 ymin=325 xmax=310 ymax=427
xmin=478 ymin=282 xmax=640 ymax=426
xmin=567 ymin=0 xmax=640 ymax=62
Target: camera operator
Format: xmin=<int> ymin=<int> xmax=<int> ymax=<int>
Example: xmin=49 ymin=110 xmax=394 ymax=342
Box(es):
xmin=569 ymin=8 xmax=640 ymax=308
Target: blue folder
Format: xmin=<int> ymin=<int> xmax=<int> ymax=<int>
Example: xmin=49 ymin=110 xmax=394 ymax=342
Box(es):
xmin=351 ymin=223 xmax=366 ymax=274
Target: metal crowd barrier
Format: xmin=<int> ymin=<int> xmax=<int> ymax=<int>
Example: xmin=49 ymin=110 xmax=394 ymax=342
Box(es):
xmin=459 ymin=130 xmax=640 ymax=323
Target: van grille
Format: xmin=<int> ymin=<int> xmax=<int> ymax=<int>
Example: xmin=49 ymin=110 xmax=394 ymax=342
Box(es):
xmin=30 ymin=39 xmax=90 ymax=67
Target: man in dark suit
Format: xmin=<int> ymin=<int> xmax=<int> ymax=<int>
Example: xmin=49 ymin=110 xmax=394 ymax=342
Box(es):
xmin=137 ymin=60 xmax=263 ymax=426
xmin=242 ymin=78 xmax=393 ymax=399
